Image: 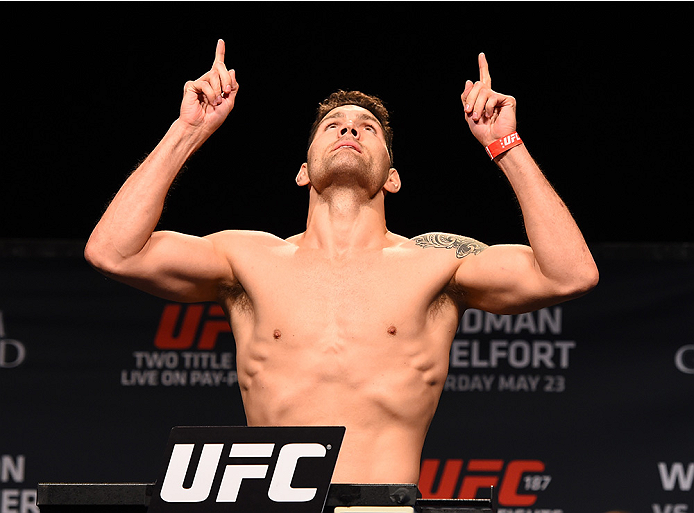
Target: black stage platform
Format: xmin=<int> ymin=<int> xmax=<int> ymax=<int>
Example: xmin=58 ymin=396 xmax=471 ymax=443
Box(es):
xmin=37 ymin=483 xmax=496 ymax=513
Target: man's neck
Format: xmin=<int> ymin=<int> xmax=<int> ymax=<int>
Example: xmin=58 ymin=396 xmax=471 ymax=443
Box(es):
xmin=301 ymin=186 xmax=390 ymax=257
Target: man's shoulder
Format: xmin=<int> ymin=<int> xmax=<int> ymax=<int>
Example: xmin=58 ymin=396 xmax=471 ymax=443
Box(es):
xmin=404 ymin=232 xmax=489 ymax=260
xmin=204 ymin=230 xmax=294 ymax=257
xmin=205 ymin=229 xmax=288 ymax=244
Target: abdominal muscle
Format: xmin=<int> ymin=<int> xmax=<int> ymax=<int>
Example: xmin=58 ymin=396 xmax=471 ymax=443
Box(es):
xmin=233 ymin=320 xmax=453 ymax=484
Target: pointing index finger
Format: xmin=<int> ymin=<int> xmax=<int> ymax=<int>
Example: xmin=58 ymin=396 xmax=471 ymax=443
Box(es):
xmin=215 ymin=38 xmax=226 ymax=64
xmin=479 ymin=52 xmax=491 ymax=85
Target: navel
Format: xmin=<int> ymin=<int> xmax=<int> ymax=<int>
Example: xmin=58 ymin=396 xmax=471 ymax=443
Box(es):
xmin=273 ymin=329 xmax=282 ymax=340
xmin=387 ymin=325 xmax=397 ymax=336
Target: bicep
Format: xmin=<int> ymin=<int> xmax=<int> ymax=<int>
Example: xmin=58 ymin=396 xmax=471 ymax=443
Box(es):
xmin=102 ymin=230 xmax=233 ymax=303
xmin=455 ymin=244 xmax=560 ymax=314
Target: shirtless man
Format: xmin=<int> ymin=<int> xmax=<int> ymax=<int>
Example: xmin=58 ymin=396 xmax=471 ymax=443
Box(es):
xmin=84 ymin=40 xmax=598 ymax=485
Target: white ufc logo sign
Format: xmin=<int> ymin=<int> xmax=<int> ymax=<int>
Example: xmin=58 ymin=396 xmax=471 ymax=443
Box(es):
xmin=148 ymin=426 xmax=344 ymax=513
xmin=160 ymin=442 xmax=326 ymax=503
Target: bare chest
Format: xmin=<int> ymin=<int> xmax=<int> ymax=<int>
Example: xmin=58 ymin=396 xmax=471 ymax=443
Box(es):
xmin=234 ymin=249 xmax=457 ymax=336
xmin=222 ymin=243 xmax=463 ymax=432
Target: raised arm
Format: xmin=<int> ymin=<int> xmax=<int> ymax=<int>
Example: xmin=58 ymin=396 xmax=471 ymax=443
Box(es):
xmin=84 ymin=40 xmax=240 ymax=302
xmin=455 ymin=53 xmax=598 ymax=314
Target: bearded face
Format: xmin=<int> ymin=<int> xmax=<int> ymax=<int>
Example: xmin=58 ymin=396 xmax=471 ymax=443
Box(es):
xmin=304 ymin=105 xmax=393 ymax=198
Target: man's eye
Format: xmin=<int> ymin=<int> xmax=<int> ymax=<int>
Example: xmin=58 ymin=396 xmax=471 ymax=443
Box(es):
xmin=325 ymin=123 xmax=337 ymax=130
xmin=364 ymin=125 xmax=376 ymax=133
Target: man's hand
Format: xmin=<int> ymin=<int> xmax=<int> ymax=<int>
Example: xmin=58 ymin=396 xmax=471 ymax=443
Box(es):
xmin=461 ymin=53 xmax=516 ymax=147
xmin=180 ymin=39 xmax=239 ymax=136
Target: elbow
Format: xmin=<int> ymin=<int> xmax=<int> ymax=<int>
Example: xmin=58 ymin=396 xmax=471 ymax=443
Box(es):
xmin=586 ymin=262 xmax=600 ymax=291
xmin=84 ymin=239 xmax=99 ymax=267
xmin=563 ymin=261 xmax=599 ymax=299
xmin=84 ymin=236 xmax=122 ymax=276
xmin=84 ymin=237 xmax=108 ymax=272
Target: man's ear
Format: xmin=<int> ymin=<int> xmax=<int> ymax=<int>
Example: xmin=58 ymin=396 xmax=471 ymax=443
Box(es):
xmin=296 ymin=163 xmax=310 ymax=186
xmin=382 ymin=168 xmax=401 ymax=193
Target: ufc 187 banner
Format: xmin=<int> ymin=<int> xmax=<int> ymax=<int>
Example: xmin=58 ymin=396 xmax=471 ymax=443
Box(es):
xmin=1 ymin=242 xmax=692 ymax=513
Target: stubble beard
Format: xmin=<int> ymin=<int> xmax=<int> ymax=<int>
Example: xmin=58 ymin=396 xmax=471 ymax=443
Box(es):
xmin=308 ymin=150 xmax=387 ymax=199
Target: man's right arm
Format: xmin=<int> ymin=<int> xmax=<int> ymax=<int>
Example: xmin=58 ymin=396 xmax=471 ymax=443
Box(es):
xmin=84 ymin=40 xmax=239 ymax=303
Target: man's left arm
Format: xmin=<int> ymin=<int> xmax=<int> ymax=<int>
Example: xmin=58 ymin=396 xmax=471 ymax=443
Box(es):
xmin=455 ymin=53 xmax=599 ymax=314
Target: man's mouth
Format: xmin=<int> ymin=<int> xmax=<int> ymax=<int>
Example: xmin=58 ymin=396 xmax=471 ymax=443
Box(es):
xmin=333 ymin=141 xmax=362 ymax=153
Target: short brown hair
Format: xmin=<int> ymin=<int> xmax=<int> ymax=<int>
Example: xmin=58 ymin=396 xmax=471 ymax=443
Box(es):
xmin=308 ymin=90 xmax=394 ymax=165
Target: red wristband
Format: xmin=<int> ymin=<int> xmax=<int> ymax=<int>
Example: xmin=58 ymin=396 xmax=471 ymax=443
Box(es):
xmin=485 ymin=132 xmax=522 ymax=159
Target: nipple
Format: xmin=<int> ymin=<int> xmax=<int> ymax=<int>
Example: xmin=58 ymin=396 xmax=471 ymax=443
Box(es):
xmin=387 ymin=325 xmax=397 ymax=336
xmin=273 ymin=329 xmax=282 ymax=340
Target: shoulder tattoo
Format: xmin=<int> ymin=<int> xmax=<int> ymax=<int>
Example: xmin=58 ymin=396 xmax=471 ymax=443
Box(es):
xmin=413 ymin=232 xmax=488 ymax=259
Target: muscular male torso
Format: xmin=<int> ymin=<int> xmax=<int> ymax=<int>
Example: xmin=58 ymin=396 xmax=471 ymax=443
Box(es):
xmin=84 ymin=39 xmax=598 ymax=489
xmin=212 ymin=229 xmax=473 ymax=484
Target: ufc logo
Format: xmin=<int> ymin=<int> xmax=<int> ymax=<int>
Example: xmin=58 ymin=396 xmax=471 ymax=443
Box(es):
xmin=154 ymin=304 xmax=231 ymax=350
xmin=500 ymin=133 xmax=520 ymax=148
xmin=149 ymin=426 xmax=343 ymax=513
xmin=420 ymin=458 xmax=547 ymax=506
xmin=160 ymin=443 xmax=326 ymax=503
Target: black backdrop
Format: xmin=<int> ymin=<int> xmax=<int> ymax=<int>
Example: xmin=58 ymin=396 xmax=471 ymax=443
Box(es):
xmin=3 ymin=2 xmax=692 ymax=244
xmin=1 ymin=3 xmax=693 ymax=513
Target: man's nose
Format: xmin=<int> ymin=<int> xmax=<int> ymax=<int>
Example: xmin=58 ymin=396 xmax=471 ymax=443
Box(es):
xmin=340 ymin=126 xmax=358 ymax=137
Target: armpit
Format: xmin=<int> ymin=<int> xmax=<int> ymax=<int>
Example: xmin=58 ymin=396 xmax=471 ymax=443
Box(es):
xmin=219 ymin=279 xmax=253 ymax=314
xmin=413 ymin=232 xmax=488 ymax=259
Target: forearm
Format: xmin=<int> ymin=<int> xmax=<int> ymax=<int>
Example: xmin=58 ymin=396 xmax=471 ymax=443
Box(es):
xmin=85 ymin=120 xmax=207 ymax=267
xmin=496 ymin=144 xmax=598 ymax=291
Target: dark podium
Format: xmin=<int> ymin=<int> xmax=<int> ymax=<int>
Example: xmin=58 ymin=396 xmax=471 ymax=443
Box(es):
xmin=37 ymin=427 xmax=495 ymax=513
xmin=37 ymin=483 xmax=496 ymax=513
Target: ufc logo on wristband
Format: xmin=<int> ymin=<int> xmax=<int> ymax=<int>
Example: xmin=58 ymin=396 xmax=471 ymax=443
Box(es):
xmin=485 ymin=132 xmax=522 ymax=159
